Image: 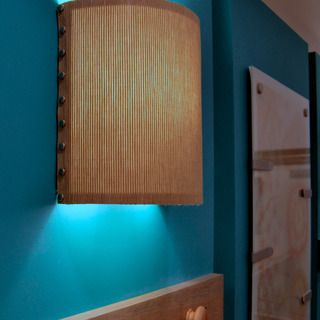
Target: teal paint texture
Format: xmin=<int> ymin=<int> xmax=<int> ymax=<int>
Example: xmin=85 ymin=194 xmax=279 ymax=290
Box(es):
xmin=0 ymin=0 xmax=213 ymax=319
xmin=213 ymin=0 xmax=309 ymax=319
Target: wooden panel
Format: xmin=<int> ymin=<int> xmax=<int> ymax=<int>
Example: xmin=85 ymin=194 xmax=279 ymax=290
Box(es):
xmin=63 ymin=274 xmax=223 ymax=320
xmin=262 ymin=0 xmax=320 ymax=54
xmin=56 ymin=0 xmax=203 ymax=204
xmin=250 ymin=67 xmax=311 ymax=319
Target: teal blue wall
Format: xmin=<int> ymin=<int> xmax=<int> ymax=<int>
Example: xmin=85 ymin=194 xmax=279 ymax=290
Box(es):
xmin=0 ymin=0 xmax=214 ymax=319
xmin=212 ymin=1 xmax=236 ymax=319
xmin=213 ymin=1 xmax=309 ymax=319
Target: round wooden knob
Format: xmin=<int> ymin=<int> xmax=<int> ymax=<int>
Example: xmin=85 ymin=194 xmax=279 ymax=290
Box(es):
xmin=194 ymin=306 xmax=207 ymax=320
xmin=186 ymin=306 xmax=207 ymax=320
xmin=186 ymin=309 xmax=194 ymax=320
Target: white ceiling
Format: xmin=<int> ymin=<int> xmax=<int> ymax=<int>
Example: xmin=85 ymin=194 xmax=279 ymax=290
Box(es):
xmin=262 ymin=0 xmax=320 ymax=53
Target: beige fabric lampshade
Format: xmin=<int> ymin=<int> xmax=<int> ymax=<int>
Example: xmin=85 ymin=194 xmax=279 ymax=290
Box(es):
xmin=56 ymin=0 xmax=203 ymax=204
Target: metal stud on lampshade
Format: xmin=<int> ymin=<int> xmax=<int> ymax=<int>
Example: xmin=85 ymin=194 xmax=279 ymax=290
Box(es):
xmin=56 ymin=0 xmax=203 ymax=204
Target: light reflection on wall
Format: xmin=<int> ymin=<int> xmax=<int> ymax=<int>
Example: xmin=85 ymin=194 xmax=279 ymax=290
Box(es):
xmin=16 ymin=204 xmax=170 ymax=318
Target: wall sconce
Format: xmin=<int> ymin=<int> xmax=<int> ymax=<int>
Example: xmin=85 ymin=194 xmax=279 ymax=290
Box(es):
xmin=56 ymin=0 xmax=203 ymax=205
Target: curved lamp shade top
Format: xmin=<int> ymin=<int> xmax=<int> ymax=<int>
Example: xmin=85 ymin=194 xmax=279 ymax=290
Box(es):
xmin=57 ymin=0 xmax=203 ymax=204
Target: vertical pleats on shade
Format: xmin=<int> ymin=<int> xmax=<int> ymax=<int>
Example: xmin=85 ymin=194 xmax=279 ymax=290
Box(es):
xmin=57 ymin=0 xmax=203 ymax=204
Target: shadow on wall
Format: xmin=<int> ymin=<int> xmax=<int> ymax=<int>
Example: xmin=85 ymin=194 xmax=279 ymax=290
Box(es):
xmin=0 ymin=0 xmax=214 ymax=319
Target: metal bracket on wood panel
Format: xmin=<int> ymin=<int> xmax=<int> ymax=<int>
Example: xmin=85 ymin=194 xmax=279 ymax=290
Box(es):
xmin=252 ymin=247 xmax=273 ymax=264
xmin=252 ymin=159 xmax=273 ymax=171
xmin=300 ymin=290 xmax=312 ymax=304
xmin=299 ymin=189 xmax=312 ymax=199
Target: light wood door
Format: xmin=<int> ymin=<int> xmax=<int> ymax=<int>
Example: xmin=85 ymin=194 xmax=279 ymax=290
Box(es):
xmin=250 ymin=67 xmax=311 ymax=320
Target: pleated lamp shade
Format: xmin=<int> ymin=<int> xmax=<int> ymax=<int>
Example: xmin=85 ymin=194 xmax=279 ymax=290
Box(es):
xmin=56 ymin=0 xmax=203 ymax=204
